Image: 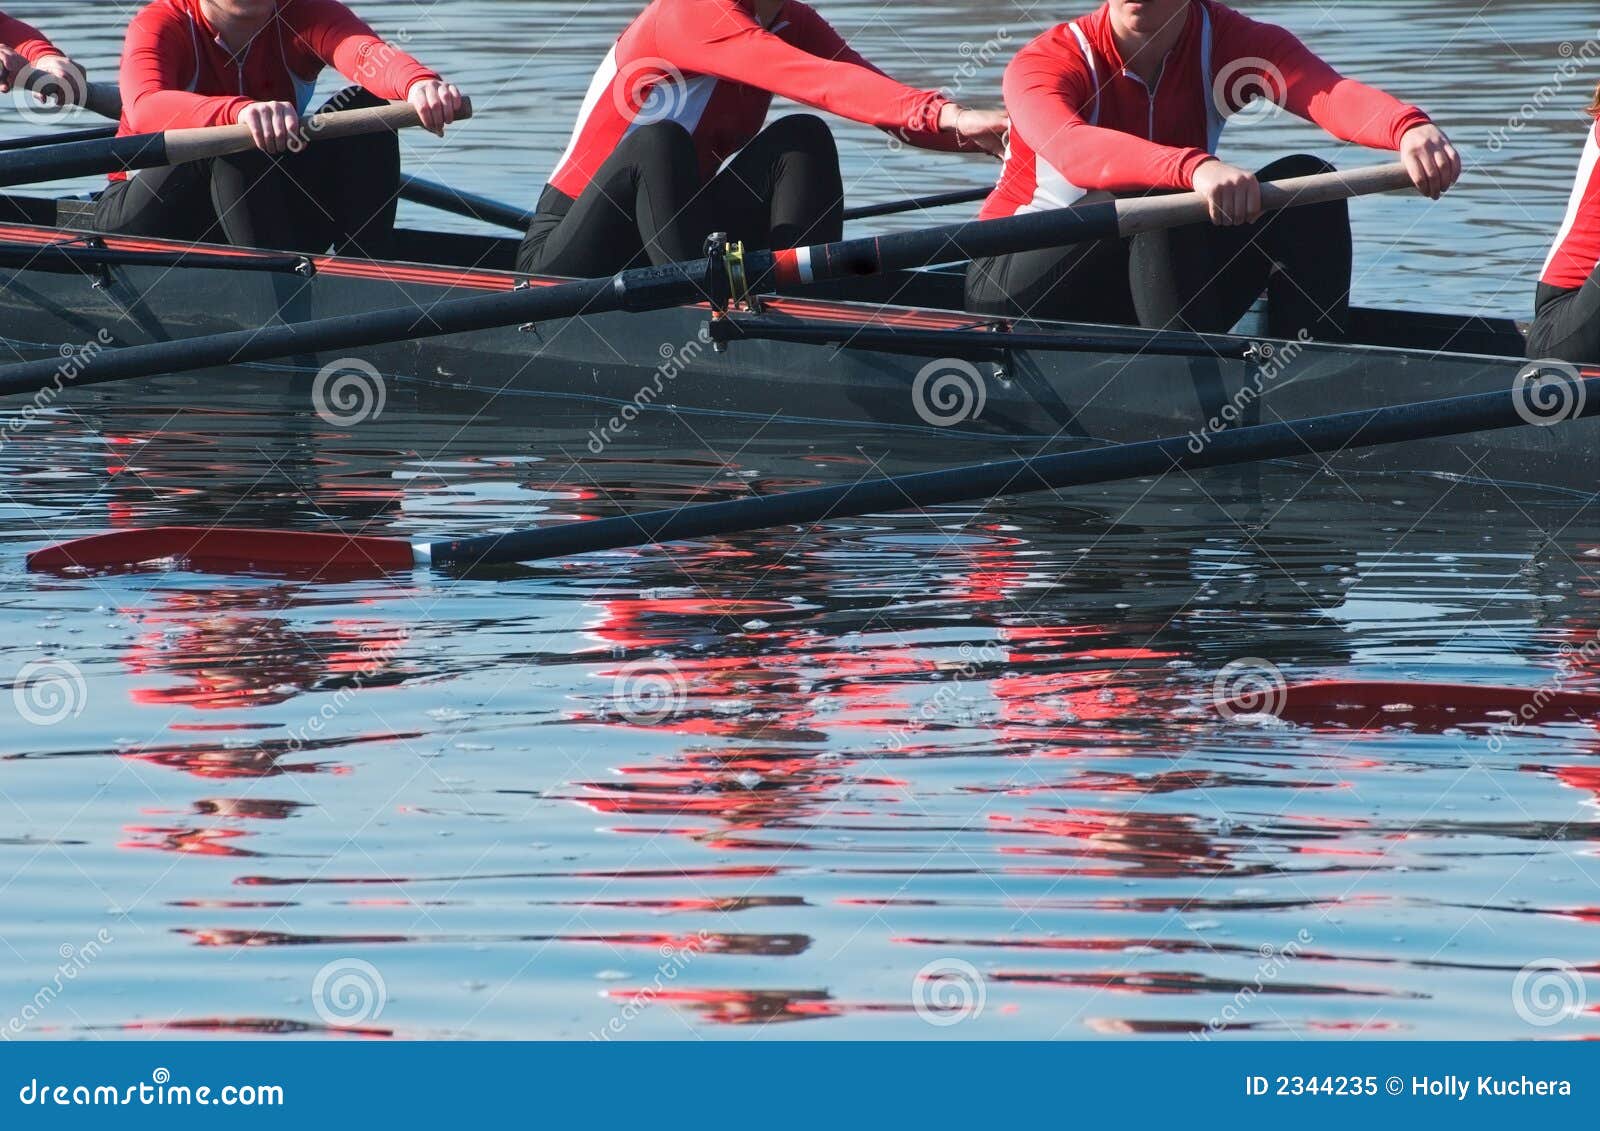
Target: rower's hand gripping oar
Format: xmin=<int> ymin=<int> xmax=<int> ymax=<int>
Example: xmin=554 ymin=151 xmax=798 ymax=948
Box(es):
xmin=27 ymin=360 xmax=1599 ymax=575
xmin=0 ymin=96 xmax=472 ymax=190
xmin=0 ymin=161 xmax=1415 ymax=400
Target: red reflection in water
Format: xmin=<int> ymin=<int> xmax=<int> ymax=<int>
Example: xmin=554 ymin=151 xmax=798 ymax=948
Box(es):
xmin=574 ymin=746 xmax=851 ymax=849
xmin=993 ymin=970 xmax=1403 ymax=997
xmin=121 ymin=825 xmax=258 ymax=857
xmin=119 ymin=792 xmax=314 ymax=860
xmin=116 ymin=1017 xmax=391 ymax=1038
xmin=236 ymin=864 xmax=787 ymax=886
xmin=986 ymin=808 xmax=1242 ymax=879
xmin=179 ymin=928 xmax=808 ymax=956
xmin=615 ymin=988 xmax=936 ymax=1025
xmin=1086 ymin=1017 xmax=1410 ymax=1035
xmin=970 ymin=769 xmax=1337 ymax=798
xmin=121 ymin=590 xmax=410 ymax=711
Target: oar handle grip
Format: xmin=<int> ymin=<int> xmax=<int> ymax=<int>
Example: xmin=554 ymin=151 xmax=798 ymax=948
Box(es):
xmin=164 ymin=96 xmax=473 ymax=164
xmin=1116 ymin=162 xmax=1415 ymax=235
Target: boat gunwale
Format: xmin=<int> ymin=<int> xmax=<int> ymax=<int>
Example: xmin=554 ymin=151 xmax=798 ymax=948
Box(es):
xmin=0 ymin=215 xmax=1531 ymax=369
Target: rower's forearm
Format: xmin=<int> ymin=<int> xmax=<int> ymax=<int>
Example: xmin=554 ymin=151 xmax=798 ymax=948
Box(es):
xmin=0 ymin=12 xmax=60 ymax=63
xmin=1302 ymin=78 xmax=1433 ymax=150
xmin=122 ymin=86 xmax=253 ymax=132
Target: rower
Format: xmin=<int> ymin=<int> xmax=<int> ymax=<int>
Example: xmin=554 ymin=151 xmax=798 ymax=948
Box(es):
xmin=965 ymin=0 xmax=1460 ymax=340
xmin=0 ymin=8 xmax=88 ymax=104
xmin=94 ymin=0 xmax=467 ymax=258
xmin=1528 ymin=84 xmax=1600 ymax=363
xmin=518 ymin=0 xmax=1008 ymax=278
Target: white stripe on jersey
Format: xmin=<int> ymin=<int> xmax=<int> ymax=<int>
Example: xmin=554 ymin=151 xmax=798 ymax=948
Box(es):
xmin=547 ymin=45 xmax=623 ymax=188
xmin=1542 ymin=121 xmax=1600 ymax=281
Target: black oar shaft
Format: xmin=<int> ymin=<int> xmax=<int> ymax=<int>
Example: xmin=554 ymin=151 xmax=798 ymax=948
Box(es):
xmin=0 ymin=132 xmax=171 ymax=189
xmin=841 ymin=186 xmax=991 ymax=222
xmin=0 ymin=124 xmax=118 ymax=153
xmin=0 ymin=262 xmax=714 ymax=397
xmin=431 ymin=373 xmax=1582 ymax=568
xmin=397 ymin=174 xmax=533 ymax=231
xmin=388 ymin=178 xmax=986 ymax=232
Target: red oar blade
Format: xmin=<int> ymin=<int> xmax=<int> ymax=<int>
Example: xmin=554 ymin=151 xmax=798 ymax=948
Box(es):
xmin=1233 ymin=680 xmax=1600 ymax=731
xmin=26 ymin=526 xmax=416 ymax=575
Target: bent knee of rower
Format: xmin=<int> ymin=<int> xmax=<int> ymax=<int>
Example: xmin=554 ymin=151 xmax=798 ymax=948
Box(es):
xmin=317 ymin=85 xmax=387 ymax=115
xmin=764 ymin=113 xmax=837 ymax=155
xmin=617 ymin=119 xmax=696 ymax=160
xmin=217 ymin=147 xmax=276 ymax=177
xmin=1257 ymin=153 xmax=1337 ymax=180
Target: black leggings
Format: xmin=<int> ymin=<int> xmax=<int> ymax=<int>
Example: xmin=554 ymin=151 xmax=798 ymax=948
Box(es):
xmin=966 ymin=155 xmax=1352 ymax=340
xmin=94 ymin=88 xmax=401 ymax=258
xmin=517 ymin=114 xmax=844 ymax=276
xmin=1528 ymin=277 xmax=1600 ymax=363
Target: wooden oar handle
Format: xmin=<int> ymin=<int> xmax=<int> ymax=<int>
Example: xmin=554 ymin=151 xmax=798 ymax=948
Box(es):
xmin=164 ymin=97 xmax=473 ymax=164
xmin=1116 ymin=162 xmax=1415 ymax=236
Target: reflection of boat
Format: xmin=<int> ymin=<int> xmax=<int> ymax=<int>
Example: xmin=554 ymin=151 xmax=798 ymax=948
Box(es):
xmin=122 ymin=589 xmax=412 ymax=710
xmin=0 ymin=192 xmax=1572 ymax=489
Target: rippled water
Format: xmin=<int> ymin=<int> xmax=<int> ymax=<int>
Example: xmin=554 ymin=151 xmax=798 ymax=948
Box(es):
xmin=4 ymin=1 xmax=1600 ymax=1040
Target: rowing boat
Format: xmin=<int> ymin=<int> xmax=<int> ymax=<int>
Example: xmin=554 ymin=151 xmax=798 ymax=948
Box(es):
xmin=0 ymin=188 xmax=1566 ymax=491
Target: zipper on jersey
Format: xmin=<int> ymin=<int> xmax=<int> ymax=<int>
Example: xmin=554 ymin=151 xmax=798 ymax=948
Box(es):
xmin=1120 ymin=71 xmax=1155 ymax=140
xmin=1119 ymin=58 xmax=1168 ymax=140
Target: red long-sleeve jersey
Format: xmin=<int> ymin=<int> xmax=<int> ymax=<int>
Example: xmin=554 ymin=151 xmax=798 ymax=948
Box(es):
xmin=117 ymin=0 xmax=437 ymax=136
xmin=980 ymin=0 xmax=1430 ymax=220
xmin=1540 ymin=120 xmax=1600 ymax=290
xmin=0 ymin=9 xmax=63 ymax=61
xmin=547 ymin=0 xmax=952 ymax=199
